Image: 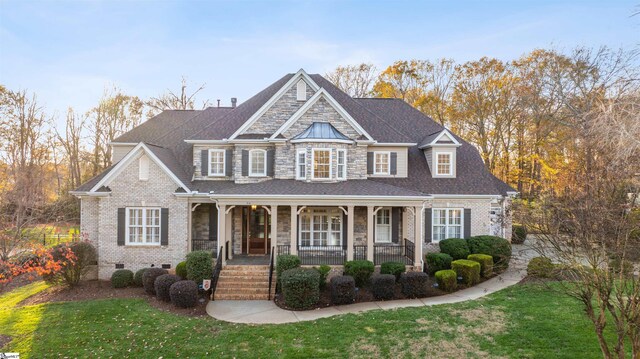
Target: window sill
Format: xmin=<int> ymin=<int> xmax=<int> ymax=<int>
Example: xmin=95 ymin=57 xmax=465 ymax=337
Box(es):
xmin=124 ymin=244 xmax=163 ymax=247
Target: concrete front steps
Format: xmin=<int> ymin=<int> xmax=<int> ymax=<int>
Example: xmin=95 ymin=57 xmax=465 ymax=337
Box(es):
xmin=213 ymin=265 xmax=275 ymax=300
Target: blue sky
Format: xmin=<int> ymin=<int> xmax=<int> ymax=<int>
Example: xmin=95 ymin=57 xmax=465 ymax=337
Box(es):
xmin=0 ymin=0 xmax=638 ymax=122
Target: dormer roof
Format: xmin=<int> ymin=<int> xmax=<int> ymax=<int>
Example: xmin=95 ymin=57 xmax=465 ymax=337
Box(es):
xmin=418 ymin=129 xmax=461 ymax=149
xmin=291 ymin=122 xmax=350 ymax=141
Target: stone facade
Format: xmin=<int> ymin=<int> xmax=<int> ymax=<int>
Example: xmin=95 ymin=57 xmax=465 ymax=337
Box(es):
xmin=282 ymin=97 xmax=360 ymax=139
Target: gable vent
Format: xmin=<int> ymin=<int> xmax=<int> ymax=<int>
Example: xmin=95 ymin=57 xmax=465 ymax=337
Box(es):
xmin=296 ymin=80 xmax=307 ymax=101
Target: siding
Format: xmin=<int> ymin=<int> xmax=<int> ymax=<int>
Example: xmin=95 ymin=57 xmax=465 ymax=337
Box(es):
xmin=367 ymin=146 xmax=409 ymax=178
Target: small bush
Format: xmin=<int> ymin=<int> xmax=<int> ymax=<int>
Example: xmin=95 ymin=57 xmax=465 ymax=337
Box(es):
xmin=134 ymin=268 xmax=148 ymax=287
xmin=330 ymin=275 xmax=356 ymax=305
xmin=155 ymin=274 xmax=181 ymax=302
xmin=380 ymin=261 xmax=406 ymax=281
xmin=276 ymin=255 xmax=301 ymax=287
xmin=314 ymin=265 xmax=331 ymax=289
xmin=175 ymin=261 xmax=187 ymax=279
xmin=169 ymin=280 xmax=198 ymax=308
xmin=281 ymin=268 xmax=320 ymax=310
xmin=468 ymin=235 xmax=512 ymax=269
xmin=143 ymin=267 xmax=168 ymax=294
xmin=467 ymin=254 xmax=494 ymax=278
xmin=452 ymin=259 xmax=481 ymax=286
xmin=400 ymin=272 xmax=429 ymax=298
xmin=110 ymin=269 xmax=134 ymax=288
xmin=371 ymin=274 xmax=396 ymax=300
xmin=527 ymin=257 xmax=555 ymax=278
xmin=435 ymin=270 xmax=457 ymax=292
xmin=511 ymin=225 xmax=527 ymax=244
xmin=186 ymin=251 xmax=213 ymax=286
xmin=43 ymin=241 xmax=97 ymax=287
xmin=425 ymin=253 xmax=453 ymax=275
xmin=344 ymin=260 xmax=374 ymax=287
xmin=439 ymin=238 xmax=470 ymax=260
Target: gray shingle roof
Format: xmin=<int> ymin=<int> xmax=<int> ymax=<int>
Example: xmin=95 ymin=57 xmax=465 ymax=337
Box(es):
xmin=113 ymin=110 xmax=203 ymax=143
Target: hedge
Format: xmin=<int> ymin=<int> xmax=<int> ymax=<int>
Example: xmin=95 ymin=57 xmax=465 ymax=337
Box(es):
xmin=371 ymin=274 xmax=396 ymax=300
xmin=175 ymin=261 xmax=187 ymax=279
xmin=439 ymin=238 xmax=470 ymax=260
xmin=154 ymin=274 xmax=181 ymax=302
xmin=169 ymin=280 xmax=198 ymax=308
xmin=435 ymin=270 xmax=457 ymax=292
xmin=111 ymin=269 xmax=134 ymax=288
xmin=186 ymin=251 xmax=213 ymax=287
xmin=425 ymin=253 xmax=453 ymax=275
xmin=142 ymin=267 xmax=168 ymax=294
xmin=467 ymin=254 xmax=493 ymax=278
xmin=344 ymin=260 xmax=374 ymax=287
xmin=281 ymin=268 xmax=320 ymax=310
xmin=467 ymin=235 xmax=512 ymax=269
xmin=133 ymin=268 xmax=148 ymax=287
xmin=511 ymin=225 xmax=527 ymax=244
xmin=400 ymin=272 xmax=429 ymax=298
xmin=452 ymin=259 xmax=481 ymax=286
xmin=330 ymin=275 xmax=356 ymax=305
xmin=527 ymin=257 xmax=555 ymax=278
xmin=276 ymin=255 xmax=301 ymax=287
xmin=380 ymin=262 xmax=406 ymax=281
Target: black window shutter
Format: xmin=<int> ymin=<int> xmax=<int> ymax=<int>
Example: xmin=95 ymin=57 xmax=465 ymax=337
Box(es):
xmin=160 ymin=208 xmax=169 ymax=246
xmin=117 ymin=208 xmax=125 ymax=246
xmin=241 ymin=150 xmax=249 ymax=176
xmin=209 ymin=204 xmax=218 ymax=241
xmin=367 ymin=152 xmax=374 ymax=174
xmin=266 ymin=149 xmax=275 ymax=177
xmin=201 ymin=150 xmax=208 ymax=176
xmin=464 ymin=208 xmax=471 ymax=239
xmin=342 ymin=211 xmax=348 ymax=250
xmin=225 ymin=149 xmax=233 ymax=177
xmin=391 ymin=207 xmax=400 ymax=243
xmin=390 ymin=152 xmax=397 ymax=175
xmin=424 ymin=208 xmax=432 ymax=243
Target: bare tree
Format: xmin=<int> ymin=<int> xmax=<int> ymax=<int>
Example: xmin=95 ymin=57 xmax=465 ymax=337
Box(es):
xmin=146 ymin=76 xmax=209 ymax=117
xmin=55 ymin=108 xmax=86 ymax=191
xmin=325 ymin=63 xmax=378 ymax=97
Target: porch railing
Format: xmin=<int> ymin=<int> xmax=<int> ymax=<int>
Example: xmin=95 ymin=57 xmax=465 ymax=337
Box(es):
xmin=354 ymin=245 xmax=367 ymax=261
xmin=210 ymin=243 xmax=224 ymax=300
xmin=374 ymin=243 xmax=413 ymax=265
xmin=298 ymin=245 xmax=346 ymax=265
xmin=268 ymin=246 xmax=275 ymax=300
xmin=276 ymin=245 xmax=290 ymax=256
xmin=192 ymin=238 xmax=218 ymax=256
xmin=404 ymin=239 xmax=415 ymax=265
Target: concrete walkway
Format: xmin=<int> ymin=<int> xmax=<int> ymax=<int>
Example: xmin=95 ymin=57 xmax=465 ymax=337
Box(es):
xmin=206 ymin=244 xmax=533 ymax=324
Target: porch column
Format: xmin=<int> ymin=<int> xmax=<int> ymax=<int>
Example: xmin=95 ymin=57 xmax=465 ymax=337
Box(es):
xmin=367 ymin=205 xmax=374 ymax=262
xmin=290 ymin=205 xmax=297 ymax=255
xmin=346 ymin=205 xmax=355 ymax=260
xmin=414 ymin=206 xmax=423 ymax=268
xmin=218 ymin=204 xmax=226 ymax=266
xmin=225 ymin=208 xmax=233 ymax=260
xmin=402 ymin=207 xmax=409 ymax=243
xmin=270 ymin=205 xmax=278 ymax=256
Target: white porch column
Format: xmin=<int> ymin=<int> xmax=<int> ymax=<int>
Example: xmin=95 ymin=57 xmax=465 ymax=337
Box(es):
xmin=270 ymin=205 xmax=278 ymax=255
xmin=346 ymin=205 xmax=355 ymax=260
xmin=367 ymin=205 xmax=374 ymax=262
xmin=290 ymin=205 xmax=297 ymax=255
xmin=225 ymin=208 xmax=233 ymax=260
xmin=414 ymin=206 xmax=423 ymax=267
xmin=218 ymin=204 xmax=226 ymax=266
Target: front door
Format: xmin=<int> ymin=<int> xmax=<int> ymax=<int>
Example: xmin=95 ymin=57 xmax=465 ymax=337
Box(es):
xmin=243 ymin=206 xmax=270 ymax=255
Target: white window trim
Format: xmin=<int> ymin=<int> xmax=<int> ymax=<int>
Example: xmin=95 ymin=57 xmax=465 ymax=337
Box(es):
xmin=125 ymin=207 xmax=161 ymax=246
xmin=431 ymin=208 xmax=464 ymax=243
xmin=311 ymin=148 xmax=333 ymax=180
xmin=248 ymin=149 xmax=267 ymax=177
xmin=208 ymin=149 xmax=226 ymax=177
xmin=337 ymin=149 xmax=347 ymax=180
xmin=373 ymin=151 xmax=391 ymax=175
xmin=434 ymin=151 xmax=453 ymax=176
xmin=298 ymin=208 xmax=343 ymax=248
xmin=296 ymin=149 xmax=307 ymax=180
xmin=375 ymin=207 xmax=392 ymax=243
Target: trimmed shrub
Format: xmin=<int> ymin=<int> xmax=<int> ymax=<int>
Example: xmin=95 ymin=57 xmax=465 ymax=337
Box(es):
xmin=467 ymin=254 xmax=494 ymax=278
xmin=276 ymin=255 xmax=301 ymax=287
xmin=186 ymin=251 xmax=213 ymax=287
xmin=169 ymin=280 xmax=198 ymax=308
xmin=400 ymin=272 xmax=429 ymax=298
xmin=281 ymin=268 xmax=320 ymax=310
xmin=175 ymin=261 xmax=187 ymax=279
xmin=344 ymin=260 xmax=375 ymax=287
xmin=425 ymin=253 xmax=453 ymax=275
xmin=155 ymin=274 xmax=181 ymax=302
xmin=110 ymin=269 xmax=134 ymax=288
xmin=527 ymin=257 xmax=555 ymax=278
xmin=371 ymin=274 xmax=396 ymax=300
xmin=43 ymin=241 xmax=97 ymax=287
xmin=467 ymin=235 xmax=512 ymax=269
xmin=452 ymin=259 xmax=481 ymax=286
xmin=314 ymin=264 xmax=331 ymax=289
xmin=134 ymin=268 xmax=148 ymax=287
xmin=380 ymin=261 xmax=406 ymax=281
xmin=435 ymin=270 xmax=457 ymax=292
xmin=511 ymin=225 xmax=527 ymax=244
xmin=330 ymin=275 xmax=356 ymax=305
xmin=143 ymin=267 xmax=168 ymax=294
xmin=439 ymin=238 xmax=470 ymax=260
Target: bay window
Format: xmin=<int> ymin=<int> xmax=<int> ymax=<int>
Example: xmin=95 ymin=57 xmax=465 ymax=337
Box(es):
xmin=432 ymin=208 xmax=462 ymax=242
xmin=337 ymin=149 xmax=347 ymax=180
xmin=313 ymin=149 xmax=331 ymax=179
xmin=296 ymin=149 xmax=307 ymax=179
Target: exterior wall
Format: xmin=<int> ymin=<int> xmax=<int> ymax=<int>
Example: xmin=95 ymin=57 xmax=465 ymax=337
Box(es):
xmin=111 ymin=145 xmax=135 ymax=163
xmin=94 ymin=151 xmax=189 ymax=280
xmin=80 ymin=197 xmax=100 ymax=248
xmin=282 ymin=97 xmax=361 ymax=140
xmin=367 ymin=146 xmax=409 ymax=178
xmin=193 ymin=145 xmax=234 ymax=181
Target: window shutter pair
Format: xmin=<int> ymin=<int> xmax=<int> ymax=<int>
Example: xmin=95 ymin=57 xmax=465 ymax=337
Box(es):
xmin=201 ymin=149 xmax=233 ymax=177
xmin=241 ymin=149 xmax=275 ymax=177
xmin=366 ymin=152 xmax=397 ymax=175
xmin=117 ymin=208 xmax=169 ymax=246
xmin=423 ymin=208 xmax=472 ymax=243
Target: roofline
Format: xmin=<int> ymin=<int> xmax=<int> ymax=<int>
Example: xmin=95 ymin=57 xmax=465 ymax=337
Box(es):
xmin=429 ymin=194 xmax=505 ymax=199
xmin=371 ymin=143 xmax=417 ymax=147
xmin=110 ymin=142 xmax=138 ymax=146
xmin=174 ymin=192 xmax=429 ymax=201
xmin=69 ymin=191 xmax=111 ymax=197
xmin=419 ymin=129 xmax=462 ymax=149
xmin=290 ymin=138 xmax=353 ymax=144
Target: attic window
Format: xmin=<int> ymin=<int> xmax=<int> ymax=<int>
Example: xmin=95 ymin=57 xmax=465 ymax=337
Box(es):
xmin=139 ymin=155 xmax=149 ymax=181
xmin=296 ymin=80 xmax=307 ymax=101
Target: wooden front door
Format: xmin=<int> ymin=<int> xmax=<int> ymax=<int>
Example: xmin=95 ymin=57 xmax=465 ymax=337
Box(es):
xmin=243 ymin=206 xmax=270 ymax=255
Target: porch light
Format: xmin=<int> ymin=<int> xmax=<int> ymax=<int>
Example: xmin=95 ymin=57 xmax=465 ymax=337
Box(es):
xmin=251 ymin=204 xmax=257 ymax=210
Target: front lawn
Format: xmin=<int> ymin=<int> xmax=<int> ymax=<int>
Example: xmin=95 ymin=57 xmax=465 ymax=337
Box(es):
xmin=0 ymin=281 xmax=607 ymax=358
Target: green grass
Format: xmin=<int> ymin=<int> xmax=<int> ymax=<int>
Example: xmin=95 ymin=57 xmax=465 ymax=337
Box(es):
xmin=0 ymin=282 xmax=609 ymax=358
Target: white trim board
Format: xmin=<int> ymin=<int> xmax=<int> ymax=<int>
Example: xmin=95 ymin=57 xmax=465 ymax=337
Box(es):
xmin=419 ymin=129 xmax=462 ymax=148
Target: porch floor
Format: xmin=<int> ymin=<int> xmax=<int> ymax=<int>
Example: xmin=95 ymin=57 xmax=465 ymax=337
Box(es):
xmin=226 ymin=255 xmax=270 ymax=266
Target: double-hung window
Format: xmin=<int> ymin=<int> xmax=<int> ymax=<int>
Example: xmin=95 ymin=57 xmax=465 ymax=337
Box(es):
xmin=375 ymin=208 xmax=392 ymax=243
xmin=208 ymin=149 xmax=225 ymax=176
xmin=435 ymin=152 xmax=452 ymax=176
xmin=432 ymin=208 xmax=462 ymax=242
xmin=249 ymin=149 xmax=266 ymax=176
xmin=374 ymin=152 xmax=390 ymax=175
xmin=299 ymin=208 xmax=342 ymax=247
xmin=313 ymin=149 xmax=331 ymax=179
xmin=296 ymin=149 xmax=307 ymax=179
xmin=336 ymin=149 xmax=347 ymax=180
xmin=126 ymin=208 xmax=160 ymax=245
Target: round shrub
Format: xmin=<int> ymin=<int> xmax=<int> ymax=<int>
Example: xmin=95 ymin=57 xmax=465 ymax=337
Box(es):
xmin=380 ymin=261 xmax=406 ymax=281
xmin=435 ymin=270 xmax=457 ymax=292
xmin=143 ymin=267 xmax=168 ymax=294
xmin=511 ymin=225 xmax=527 ymax=244
xmin=169 ymin=280 xmax=198 ymax=308
xmin=371 ymin=274 xmax=396 ymax=300
xmin=467 ymin=254 xmax=494 ymax=278
xmin=277 ymin=255 xmax=301 ymax=287
xmin=425 ymin=253 xmax=453 ymax=275
xmin=439 ymin=238 xmax=470 ymax=260
xmin=175 ymin=261 xmax=187 ymax=279
xmin=330 ymin=275 xmax=356 ymax=305
xmin=400 ymin=272 xmax=429 ymax=298
xmin=134 ymin=268 xmax=148 ymax=287
xmin=527 ymin=257 xmax=555 ymax=278
xmin=154 ymin=274 xmax=181 ymax=302
xmin=281 ymin=268 xmax=320 ymax=310
xmin=314 ymin=264 xmax=331 ymax=290
xmin=467 ymin=235 xmax=512 ymax=269
xmin=186 ymin=250 xmax=213 ymax=286
xmin=344 ymin=260 xmax=374 ymax=287
xmin=451 ymin=259 xmax=481 ymax=286
xmin=110 ymin=269 xmax=134 ymax=288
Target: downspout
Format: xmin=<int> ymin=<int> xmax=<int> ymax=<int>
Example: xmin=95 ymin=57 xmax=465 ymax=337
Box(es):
xmin=420 ymin=200 xmax=429 ymax=273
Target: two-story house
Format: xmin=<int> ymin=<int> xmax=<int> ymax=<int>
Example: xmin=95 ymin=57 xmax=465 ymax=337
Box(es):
xmin=72 ymin=69 xmax=515 ymax=294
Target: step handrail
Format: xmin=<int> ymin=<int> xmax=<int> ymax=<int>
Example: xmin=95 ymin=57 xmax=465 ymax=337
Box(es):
xmin=210 ymin=244 xmax=224 ymax=301
xmin=268 ymin=246 xmax=275 ymax=300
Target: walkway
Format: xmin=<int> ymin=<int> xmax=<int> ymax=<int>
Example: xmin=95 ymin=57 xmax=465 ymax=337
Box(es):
xmin=206 ymin=243 xmax=534 ymax=324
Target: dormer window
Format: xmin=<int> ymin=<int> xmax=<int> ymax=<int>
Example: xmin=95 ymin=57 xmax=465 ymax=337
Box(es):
xmin=374 ymin=152 xmax=390 ymax=175
xmin=208 ymin=149 xmax=226 ymax=176
xmin=312 ymin=149 xmax=331 ymax=179
xmin=249 ymin=149 xmax=267 ymax=177
xmin=436 ymin=152 xmax=452 ymax=176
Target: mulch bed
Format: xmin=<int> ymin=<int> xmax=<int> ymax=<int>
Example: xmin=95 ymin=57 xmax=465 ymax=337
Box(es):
xmin=17 ymin=280 xmax=209 ymax=317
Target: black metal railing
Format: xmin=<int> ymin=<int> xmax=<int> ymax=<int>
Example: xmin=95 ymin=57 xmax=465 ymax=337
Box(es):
xmin=268 ymin=246 xmax=275 ymax=300
xmin=354 ymin=245 xmax=367 ymax=261
xmin=277 ymin=245 xmax=290 ymax=256
xmin=225 ymin=240 xmax=230 ymax=260
xmin=210 ymin=244 xmax=224 ymax=300
xmin=192 ymin=238 xmax=218 ymax=254
xmin=373 ymin=244 xmax=412 ymax=265
xmin=404 ymin=239 xmax=415 ymax=264
xmin=298 ymin=245 xmax=346 ymax=265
